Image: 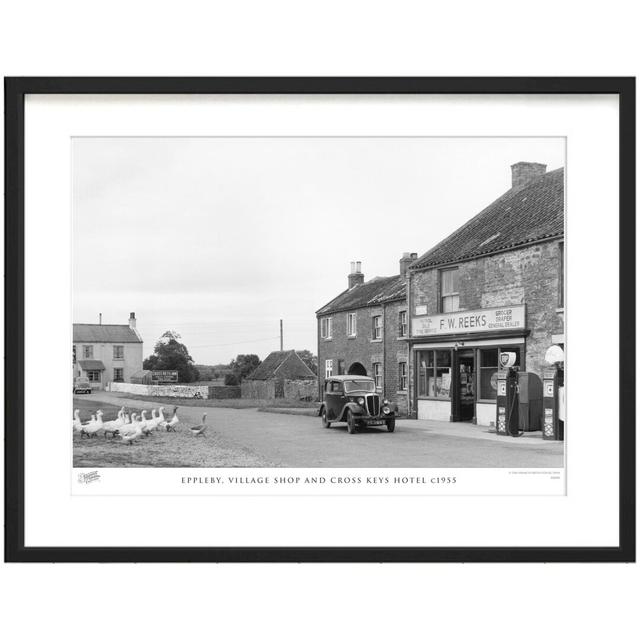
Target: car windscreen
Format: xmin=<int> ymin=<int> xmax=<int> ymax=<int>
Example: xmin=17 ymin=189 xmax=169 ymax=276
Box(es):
xmin=344 ymin=380 xmax=376 ymax=393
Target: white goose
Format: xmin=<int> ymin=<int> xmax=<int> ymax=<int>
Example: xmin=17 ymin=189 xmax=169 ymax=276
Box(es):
xmin=119 ymin=413 xmax=144 ymax=445
xmin=102 ymin=407 xmax=126 ymax=438
xmin=81 ymin=413 xmax=101 ymax=438
xmin=139 ymin=410 xmax=154 ymax=436
xmin=189 ymin=413 xmax=207 ymax=436
xmin=164 ymin=406 xmax=179 ymax=432
xmin=72 ymin=409 xmax=83 ymax=433
xmin=144 ymin=408 xmax=162 ymax=435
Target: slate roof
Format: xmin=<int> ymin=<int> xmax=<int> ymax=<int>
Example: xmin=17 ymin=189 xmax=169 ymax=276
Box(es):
xmin=73 ymin=324 xmax=142 ymax=343
xmin=316 ymin=275 xmax=406 ymax=315
xmin=77 ymin=359 xmax=105 ymax=371
xmin=410 ymin=167 xmax=564 ymax=271
xmin=247 ymin=350 xmax=316 ymax=380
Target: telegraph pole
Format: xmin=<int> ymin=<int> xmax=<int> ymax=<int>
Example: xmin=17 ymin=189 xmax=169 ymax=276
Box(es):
xmin=280 ymin=319 xmax=283 ymax=351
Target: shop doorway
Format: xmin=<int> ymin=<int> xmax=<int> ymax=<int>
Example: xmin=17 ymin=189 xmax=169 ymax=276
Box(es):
xmin=453 ymin=350 xmax=475 ymax=422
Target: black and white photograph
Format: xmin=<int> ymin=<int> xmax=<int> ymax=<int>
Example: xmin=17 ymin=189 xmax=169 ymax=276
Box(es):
xmin=71 ymin=137 xmax=566 ymax=473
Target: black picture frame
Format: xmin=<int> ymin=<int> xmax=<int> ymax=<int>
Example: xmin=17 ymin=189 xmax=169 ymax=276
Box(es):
xmin=4 ymin=77 xmax=635 ymax=563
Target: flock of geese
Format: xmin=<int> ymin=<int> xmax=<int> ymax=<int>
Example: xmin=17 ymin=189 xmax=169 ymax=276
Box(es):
xmin=73 ymin=406 xmax=208 ymax=444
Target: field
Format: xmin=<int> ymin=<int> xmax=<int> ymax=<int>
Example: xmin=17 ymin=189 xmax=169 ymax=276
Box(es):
xmin=73 ymin=397 xmax=272 ymax=468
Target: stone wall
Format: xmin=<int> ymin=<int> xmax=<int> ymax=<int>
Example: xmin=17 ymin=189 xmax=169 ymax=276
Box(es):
xmin=284 ymin=379 xmax=318 ymax=401
xmin=209 ymin=385 xmax=241 ymax=399
xmin=109 ymin=382 xmax=212 ymax=399
xmin=241 ymin=379 xmax=276 ymax=400
xmin=241 ymin=379 xmax=318 ymax=401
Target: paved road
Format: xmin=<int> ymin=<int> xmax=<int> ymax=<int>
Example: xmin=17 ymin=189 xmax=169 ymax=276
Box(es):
xmin=90 ymin=391 xmax=564 ymax=468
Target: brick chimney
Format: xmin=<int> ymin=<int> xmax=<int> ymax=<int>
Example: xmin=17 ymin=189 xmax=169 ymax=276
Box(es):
xmin=511 ymin=162 xmax=547 ymax=189
xmin=400 ymin=252 xmax=418 ymax=277
xmin=348 ymin=261 xmax=364 ymax=289
xmin=129 ymin=312 xmax=137 ymax=329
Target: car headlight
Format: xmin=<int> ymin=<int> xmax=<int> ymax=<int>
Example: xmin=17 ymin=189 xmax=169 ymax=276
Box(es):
xmin=383 ymin=406 xmax=391 ymax=415
xmin=357 ymin=397 xmax=365 ymax=406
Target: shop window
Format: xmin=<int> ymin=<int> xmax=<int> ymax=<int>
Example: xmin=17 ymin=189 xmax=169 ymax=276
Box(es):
xmin=113 ymin=368 xmax=124 ymax=382
xmin=372 ymin=316 xmax=382 ymax=340
xmin=347 ymin=313 xmax=357 ymax=337
xmin=82 ymin=345 xmax=93 ymax=359
xmin=113 ymin=345 xmax=124 ymax=360
xmin=398 ymin=362 xmax=407 ymax=391
xmin=479 ymin=348 xmax=499 ymax=400
xmin=321 ymin=317 xmax=333 ymax=339
xmin=399 ymin=310 xmax=407 ymax=337
xmin=440 ymin=268 xmax=459 ymax=313
xmin=373 ymin=362 xmax=382 ymax=389
xmin=325 ymin=359 xmax=333 ymax=377
xmin=479 ymin=346 xmax=523 ymax=400
xmin=417 ymin=349 xmax=452 ymax=398
xmin=86 ymin=370 xmax=101 ymax=382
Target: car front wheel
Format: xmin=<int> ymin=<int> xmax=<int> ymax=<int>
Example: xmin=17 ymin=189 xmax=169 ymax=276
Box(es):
xmin=346 ymin=410 xmax=357 ymax=434
xmin=321 ymin=407 xmax=331 ymax=428
xmin=386 ymin=417 xmax=396 ymax=432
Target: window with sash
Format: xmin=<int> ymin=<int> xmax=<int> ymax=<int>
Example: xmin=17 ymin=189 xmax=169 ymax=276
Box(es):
xmin=440 ymin=268 xmax=460 ymax=313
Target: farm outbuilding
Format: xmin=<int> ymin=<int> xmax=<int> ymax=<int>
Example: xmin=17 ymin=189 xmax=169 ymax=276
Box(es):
xmin=241 ymin=350 xmax=317 ymax=401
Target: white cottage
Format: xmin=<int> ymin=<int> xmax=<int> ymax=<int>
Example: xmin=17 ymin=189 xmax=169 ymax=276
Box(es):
xmin=73 ymin=312 xmax=143 ymax=390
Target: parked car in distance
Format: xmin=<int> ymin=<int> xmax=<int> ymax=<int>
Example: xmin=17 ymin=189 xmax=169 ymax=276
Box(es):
xmin=319 ymin=375 xmax=396 ymax=434
xmin=73 ymin=376 xmax=91 ymax=394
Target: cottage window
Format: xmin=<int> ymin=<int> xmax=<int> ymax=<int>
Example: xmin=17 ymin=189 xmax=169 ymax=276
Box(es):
xmin=417 ymin=350 xmax=452 ymax=398
xmin=113 ymin=368 xmax=124 ymax=382
xmin=325 ymin=359 xmax=333 ymax=377
xmin=398 ymin=362 xmax=407 ymax=391
xmin=72 ymin=345 xmax=76 ymax=364
xmin=372 ymin=315 xmax=382 ymax=340
xmin=347 ymin=312 xmax=357 ymax=337
xmin=440 ymin=268 xmax=460 ymax=313
xmin=113 ymin=345 xmax=124 ymax=360
xmin=82 ymin=345 xmax=93 ymax=359
xmin=399 ymin=310 xmax=408 ymax=337
xmin=372 ymin=362 xmax=383 ymax=389
xmin=86 ymin=370 xmax=101 ymax=382
xmin=321 ymin=317 xmax=333 ymax=339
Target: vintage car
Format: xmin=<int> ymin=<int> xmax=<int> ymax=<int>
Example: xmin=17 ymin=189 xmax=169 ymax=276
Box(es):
xmin=73 ymin=376 xmax=92 ymax=394
xmin=319 ymin=375 xmax=396 ymax=434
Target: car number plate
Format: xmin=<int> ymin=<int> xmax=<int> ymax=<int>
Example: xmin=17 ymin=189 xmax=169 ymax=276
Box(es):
xmin=368 ymin=420 xmax=385 ymax=426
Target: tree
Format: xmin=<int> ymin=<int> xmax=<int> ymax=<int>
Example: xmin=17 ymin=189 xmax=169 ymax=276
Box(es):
xmin=229 ymin=354 xmax=262 ymax=382
xmin=143 ymin=330 xmax=200 ymax=383
xmin=224 ymin=373 xmax=239 ymax=386
xmin=296 ymin=350 xmax=318 ymax=374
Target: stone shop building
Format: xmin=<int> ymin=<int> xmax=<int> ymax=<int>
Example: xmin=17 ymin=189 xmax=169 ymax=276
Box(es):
xmin=316 ymin=255 xmax=416 ymax=416
xmin=407 ymin=162 xmax=564 ymax=426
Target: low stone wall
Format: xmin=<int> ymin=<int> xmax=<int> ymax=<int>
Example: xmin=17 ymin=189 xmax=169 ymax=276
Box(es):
xmin=284 ymin=379 xmax=318 ymax=402
xmin=241 ymin=378 xmax=318 ymax=401
xmin=109 ymin=382 xmax=211 ymax=399
xmin=241 ymin=379 xmax=276 ymax=400
xmin=209 ymin=385 xmax=241 ymax=399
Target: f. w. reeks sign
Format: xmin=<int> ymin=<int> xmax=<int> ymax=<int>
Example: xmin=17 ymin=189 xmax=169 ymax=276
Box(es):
xmin=412 ymin=305 xmax=526 ymax=337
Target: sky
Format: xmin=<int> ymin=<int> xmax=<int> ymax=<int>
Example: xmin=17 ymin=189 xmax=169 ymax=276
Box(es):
xmin=72 ymin=137 xmax=565 ymax=364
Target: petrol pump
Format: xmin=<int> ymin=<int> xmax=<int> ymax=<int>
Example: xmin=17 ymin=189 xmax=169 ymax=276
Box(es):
xmin=495 ymin=352 xmax=520 ymax=436
xmin=542 ymin=345 xmax=565 ymax=440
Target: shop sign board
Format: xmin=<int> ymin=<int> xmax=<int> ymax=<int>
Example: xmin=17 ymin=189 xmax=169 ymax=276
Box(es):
xmin=412 ymin=305 xmax=525 ymax=337
xmin=150 ymin=370 xmax=179 ymax=383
